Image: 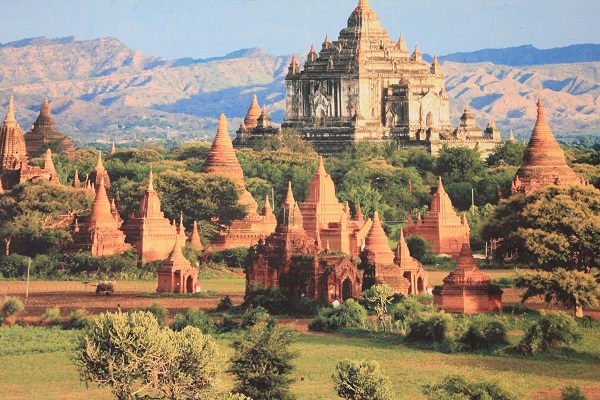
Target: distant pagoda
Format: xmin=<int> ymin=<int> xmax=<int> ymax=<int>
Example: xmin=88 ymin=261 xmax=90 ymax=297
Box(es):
xmin=282 ymin=0 xmax=501 ymax=156
xmin=404 ymin=177 xmax=470 ymax=257
xmin=511 ymin=99 xmax=586 ymax=195
xmin=433 ymin=239 xmax=502 ymax=313
xmin=233 ymin=94 xmax=278 ymax=147
xmin=202 ymin=114 xmax=276 ymax=249
xmin=24 ymin=98 xmax=76 ymax=160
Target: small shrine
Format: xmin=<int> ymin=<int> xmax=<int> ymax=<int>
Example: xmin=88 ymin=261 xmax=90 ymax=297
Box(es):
xmin=233 ymin=94 xmax=278 ymax=147
xmin=157 ymin=235 xmax=199 ymax=294
xmin=24 ymin=98 xmax=76 ymax=160
xmin=394 ymin=229 xmax=428 ymax=295
xmin=432 ymin=239 xmax=502 ymax=313
xmin=404 ymin=177 xmax=470 ymax=257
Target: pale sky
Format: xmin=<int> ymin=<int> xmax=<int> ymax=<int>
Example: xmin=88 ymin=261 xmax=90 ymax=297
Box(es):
xmin=2 ymin=0 xmax=599 ymax=59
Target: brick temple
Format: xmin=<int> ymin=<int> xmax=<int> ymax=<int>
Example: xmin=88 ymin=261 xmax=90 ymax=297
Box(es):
xmin=282 ymin=0 xmax=501 ymax=156
xmin=202 ymin=114 xmax=276 ymax=250
xmin=157 ymin=234 xmax=199 ymax=294
xmin=24 ymin=98 xmax=76 ymax=160
xmin=433 ymin=239 xmax=502 ymax=313
xmin=233 ymin=94 xmax=278 ymax=147
xmin=511 ymin=99 xmax=587 ymax=195
xmin=404 ymin=177 xmax=470 ymax=257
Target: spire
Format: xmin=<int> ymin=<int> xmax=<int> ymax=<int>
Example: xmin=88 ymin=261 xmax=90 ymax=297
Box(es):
xmin=147 ymin=167 xmax=154 ymax=191
xmin=363 ymin=211 xmax=395 ymax=265
xmin=110 ymin=142 xmax=116 ymax=154
xmin=73 ymin=168 xmax=80 ymax=188
xmin=4 ymin=95 xmax=16 ymax=127
xmin=44 ymin=149 xmax=58 ymax=183
xmin=394 ymin=228 xmax=412 ymax=267
xmin=430 ymin=53 xmax=441 ymax=74
xmin=283 ymin=181 xmax=295 ymax=207
xmin=397 ymin=32 xmax=407 ymax=52
xmin=356 ymin=202 xmax=364 ymax=222
xmin=288 ymin=54 xmax=300 ymax=75
xmin=190 ymin=221 xmax=203 ymax=249
xmin=508 ymin=130 xmax=516 ymax=141
xmin=87 ymin=177 xmax=117 ymax=229
xmin=95 ymin=151 xmax=104 ymax=172
xmin=166 ymin=232 xmax=188 ymax=264
xmin=261 ymin=194 xmax=274 ymax=216
xmin=244 ymin=95 xmax=262 ymax=129
xmin=318 ymin=155 xmax=326 ymax=174
xmin=411 ymin=43 xmax=422 ymax=62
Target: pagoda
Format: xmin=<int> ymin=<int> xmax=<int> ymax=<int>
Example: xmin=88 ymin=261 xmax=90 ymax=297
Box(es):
xmin=404 ymin=177 xmax=470 ymax=257
xmin=511 ymin=99 xmax=585 ymax=195
xmin=299 ymin=156 xmax=371 ymax=257
xmin=121 ymin=169 xmax=178 ymax=264
xmin=189 ymin=221 xmax=203 ymax=250
xmin=89 ymin=151 xmax=111 ymax=189
xmin=394 ymin=229 xmax=429 ymax=295
xmin=233 ymin=95 xmax=278 ymax=147
xmin=246 ymin=181 xmax=363 ymax=302
xmin=282 ymin=0 xmax=501 ymax=156
xmin=24 ymin=98 xmax=76 ymax=160
xmin=157 ymin=234 xmax=199 ymax=294
xmin=70 ymin=177 xmax=131 ymax=256
xmin=202 ymin=114 xmax=276 ymax=250
xmin=432 ymin=239 xmax=502 ymax=313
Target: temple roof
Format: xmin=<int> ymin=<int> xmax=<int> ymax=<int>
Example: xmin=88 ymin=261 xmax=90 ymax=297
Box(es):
xmin=363 ymin=211 xmax=395 ymax=265
xmin=301 ymin=156 xmax=343 ymax=221
xmin=31 ymin=98 xmax=55 ymax=133
xmin=243 ymin=95 xmax=262 ymax=129
xmin=442 ymin=240 xmax=491 ymax=285
xmin=202 ymin=114 xmax=245 ymax=185
xmin=165 ymin=233 xmax=190 ymax=266
xmin=138 ymin=168 xmax=164 ymax=218
xmin=394 ymin=228 xmax=418 ymax=269
xmin=86 ymin=177 xmax=117 ymax=229
xmin=428 ymin=177 xmax=466 ymax=228
xmin=0 ymin=96 xmax=27 ymax=172
xmin=190 ymin=221 xmax=203 ymax=249
xmin=4 ymin=96 xmax=17 ymax=128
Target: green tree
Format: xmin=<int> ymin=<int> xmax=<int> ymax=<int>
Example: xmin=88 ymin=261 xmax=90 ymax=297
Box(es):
xmin=435 ymin=145 xmax=486 ymax=185
xmin=514 ymin=312 xmax=582 ymax=354
xmin=405 ymin=234 xmax=433 ymax=263
xmin=486 ymin=140 xmax=526 ymax=167
xmin=362 ymin=284 xmax=394 ymax=332
xmin=332 ymin=359 xmax=393 ymax=400
xmin=423 ymin=375 xmax=519 ymax=400
xmin=229 ymin=319 xmax=298 ymax=400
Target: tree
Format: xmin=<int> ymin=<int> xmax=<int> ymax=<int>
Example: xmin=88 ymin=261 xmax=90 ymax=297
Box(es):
xmin=435 ymin=145 xmax=486 ymax=185
xmin=514 ymin=312 xmax=582 ymax=355
xmin=423 ymin=375 xmax=519 ymax=400
xmin=405 ymin=234 xmax=433 ymax=263
xmin=229 ymin=319 xmax=298 ymax=400
xmin=332 ymin=359 xmax=393 ymax=400
xmin=362 ymin=284 xmax=394 ymax=332
xmin=486 ymin=140 xmax=526 ymax=167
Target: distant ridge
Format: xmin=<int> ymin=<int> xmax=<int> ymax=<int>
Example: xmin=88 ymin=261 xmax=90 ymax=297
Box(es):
xmin=427 ymin=44 xmax=600 ymax=66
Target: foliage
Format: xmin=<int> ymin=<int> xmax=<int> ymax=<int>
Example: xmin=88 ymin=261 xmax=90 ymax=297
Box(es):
xmin=0 ymin=297 xmax=24 ymax=323
xmin=252 ymin=128 xmax=317 ymax=155
xmin=64 ymin=309 xmax=90 ymax=330
xmin=455 ymin=319 xmax=508 ymax=351
xmin=435 ymin=145 xmax=485 ymax=186
xmin=423 ymin=374 xmax=520 ymax=400
xmin=229 ymin=319 xmax=298 ymax=400
xmin=216 ymin=295 xmax=233 ymax=312
xmin=486 ymin=140 xmax=526 ymax=167
xmin=170 ymin=308 xmax=217 ymax=334
xmin=405 ymin=312 xmax=453 ymax=343
xmin=332 ymin=358 xmax=393 ymax=400
xmin=309 ymin=299 xmax=368 ymax=332
xmin=142 ymin=302 xmax=168 ymax=325
xmin=240 ymin=306 xmax=272 ymax=329
xmin=362 ymin=284 xmax=394 ymax=332
xmin=40 ymin=306 xmax=62 ymax=326
xmin=514 ymin=312 xmax=582 ymax=355
xmin=0 ymin=325 xmax=78 ymax=355
xmin=206 ymin=247 xmax=249 ymax=269
xmin=391 ymin=296 xmax=437 ymax=324
xmin=405 ymin=234 xmax=433 ymax=263
xmin=516 ymin=269 xmax=599 ymax=317
xmin=242 ymin=286 xmax=290 ymax=315
xmin=561 ymin=385 xmax=587 ymax=400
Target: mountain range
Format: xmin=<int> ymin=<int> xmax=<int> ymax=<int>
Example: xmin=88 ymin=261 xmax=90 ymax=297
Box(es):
xmin=0 ymin=36 xmax=599 ymax=146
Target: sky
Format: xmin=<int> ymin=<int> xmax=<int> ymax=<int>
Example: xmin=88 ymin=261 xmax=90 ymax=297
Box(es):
xmin=2 ymin=0 xmax=600 ymax=60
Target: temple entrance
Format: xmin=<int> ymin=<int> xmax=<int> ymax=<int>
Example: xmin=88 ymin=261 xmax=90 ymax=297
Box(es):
xmin=174 ymin=271 xmax=181 ymax=293
xmin=417 ymin=276 xmax=424 ymax=293
xmin=186 ymin=275 xmax=194 ymax=294
xmin=342 ymin=277 xmax=353 ymax=300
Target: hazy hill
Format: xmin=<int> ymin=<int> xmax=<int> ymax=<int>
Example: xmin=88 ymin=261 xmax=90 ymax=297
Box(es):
xmin=0 ymin=37 xmax=598 ymax=145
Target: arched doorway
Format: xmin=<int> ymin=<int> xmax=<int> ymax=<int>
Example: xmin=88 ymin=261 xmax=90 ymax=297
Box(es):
xmin=342 ymin=277 xmax=353 ymax=300
xmin=417 ymin=276 xmax=424 ymax=293
xmin=186 ymin=275 xmax=194 ymax=294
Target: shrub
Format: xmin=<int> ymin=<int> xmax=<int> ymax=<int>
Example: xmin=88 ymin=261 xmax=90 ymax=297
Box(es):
xmin=0 ymin=298 xmax=25 ymax=324
xmin=561 ymin=385 xmax=586 ymax=400
xmin=40 ymin=306 xmax=62 ymax=326
xmin=309 ymin=299 xmax=367 ymax=332
xmin=405 ymin=235 xmax=433 ymax=263
xmin=391 ymin=296 xmax=437 ymax=323
xmin=423 ymin=374 xmax=520 ymax=400
xmin=514 ymin=312 xmax=582 ymax=355
xmin=405 ymin=312 xmax=453 ymax=343
xmin=333 ymin=359 xmax=393 ymax=400
xmin=64 ymin=309 xmax=89 ymax=330
xmin=216 ymin=295 xmax=233 ymax=312
xmin=206 ymin=247 xmax=248 ymax=269
xmin=170 ymin=308 xmax=217 ymax=334
xmin=240 ymin=306 xmax=272 ymax=329
xmin=218 ymin=315 xmax=239 ymax=333
xmin=242 ymin=287 xmax=289 ymax=315
xmin=456 ymin=319 xmax=508 ymax=351
xmin=142 ymin=302 xmax=168 ymax=325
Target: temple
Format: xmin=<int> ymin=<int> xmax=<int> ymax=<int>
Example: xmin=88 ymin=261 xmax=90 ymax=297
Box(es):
xmin=121 ymin=169 xmax=178 ymax=264
xmin=282 ymin=0 xmax=501 ymax=156
xmin=404 ymin=177 xmax=470 ymax=257
xmin=70 ymin=177 xmax=131 ymax=256
xmin=157 ymin=234 xmax=199 ymax=293
xmin=233 ymin=95 xmax=278 ymax=147
xmin=394 ymin=229 xmax=429 ymax=295
xmin=299 ymin=156 xmax=371 ymax=257
xmin=24 ymin=98 xmax=76 ymax=160
xmin=511 ymin=99 xmax=586 ymax=195
xmin=0 ymin=96 xmax=62 ymax=188
xmin=432 ymin=239 xmax=502 ymax=313
xmin=246 ymin=181 xmax=363 ymax=302
xmin=202 ymin=114 xmax=276 ymax=250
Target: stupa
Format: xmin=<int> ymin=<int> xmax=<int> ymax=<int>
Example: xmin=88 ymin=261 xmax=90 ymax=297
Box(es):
xmin=121 ymin=169 xmax=178 ymax=264
xmin=511 ymin=99 xmax=585 ymax=195
xmin=70 ymin=177 xmax=131 ymax=256
xmin=233 ymin=95 xmax=278 ymax=147
xmin=282 ymin=0 xmax=501 ymax=156
xmin=189 ymin=221 xmax=203 ymax=250
xmin=299 ymin=156 xmax=371 ymax=257
xmin=394 ymin=229 xmax=428 ymax=295
xmin=432 ymin=239 xmax=502 ymax=313
xmin=24 ymin=98 xmax=76 ymax=160
xmin=157 ymin=234 xmax=199 ymax=294
xmin=246 ymin=181 xmax=363 ymax=302
xmin=360 ymin=211 xmax=410 ymax=294
xmin=202 ymin=114 xmax=276 ymax=250
xmin=404 ymin=177 xmax=470 ymax=257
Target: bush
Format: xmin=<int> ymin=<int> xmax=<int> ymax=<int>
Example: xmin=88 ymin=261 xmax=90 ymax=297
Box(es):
xmin=405 ymin=235 xmax=433 ymax=263
xmin=218 ymin=315 xmax=239 ymax=333
xmin=216 ymin=295 xmax=233 ymax=312
xmin=333 ymin=359 xmax=393 ymax=400
xmin=561 ymin=385 xmax=586 ymax=400
xmin=242 ymin=287 xmax=289 ymax=315
xmin=456 ymin=319 xmax=508 ymax=351
xmin=206 ymin=247 xmax=248 ymax=269
xmin=423 ymin=374 xmax=520 ymax=400
xmin=142 ymin=302 xmax=168 ymax=325
xmin=309 ymin=299 xmax=367 ymax=332
xmin=0 ymin=298 xmax=25 ymax=324
xmin=240 ymin=306 xmax=272 ymax=329
xmin=64 ymin=309 xmax=89 ymax=330
xmin=391 ymin=296 xmax=437 ymax=323
xmin=40 ymin=306 xmax=61 ymax=326
xmin=514 ymin=312 xmax=582 ymax=355
xmin=405 ymin=312 xmax=453 ymax=343
xmin=170 ymin=308 xmax=217 ymax=334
